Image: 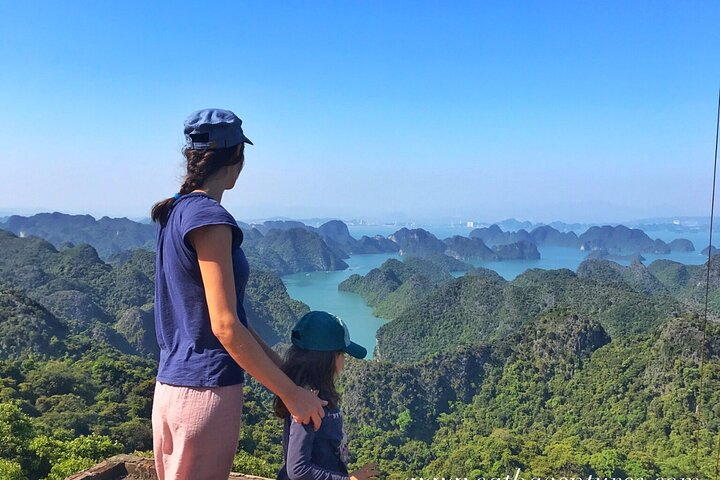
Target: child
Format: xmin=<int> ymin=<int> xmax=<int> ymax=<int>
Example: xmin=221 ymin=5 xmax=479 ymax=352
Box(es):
xmin=274 ymin=311 xmax=380 ymax=480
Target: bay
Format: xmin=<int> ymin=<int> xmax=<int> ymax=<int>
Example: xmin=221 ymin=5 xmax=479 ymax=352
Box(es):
xmin=282 ymin=227 xmax=711 ymax=359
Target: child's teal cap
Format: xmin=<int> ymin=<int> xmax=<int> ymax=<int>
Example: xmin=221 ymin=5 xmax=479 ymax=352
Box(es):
xmin=291 ymin=311 xmax=367 ymax=359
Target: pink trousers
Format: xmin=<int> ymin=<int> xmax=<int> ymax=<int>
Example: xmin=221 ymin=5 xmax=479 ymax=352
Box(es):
xmin=152 ymin=381 xmax=244 ymax=480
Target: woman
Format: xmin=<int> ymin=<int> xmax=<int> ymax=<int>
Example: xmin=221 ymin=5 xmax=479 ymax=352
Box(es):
xmin=150 ymin=108 xmax=326 ymax=480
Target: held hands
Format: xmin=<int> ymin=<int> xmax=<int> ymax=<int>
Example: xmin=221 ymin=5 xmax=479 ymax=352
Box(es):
xmin=350 ymin=463 xmax=380 ymax=480
xmin=285 ymin=386 xmax=327 ymax=431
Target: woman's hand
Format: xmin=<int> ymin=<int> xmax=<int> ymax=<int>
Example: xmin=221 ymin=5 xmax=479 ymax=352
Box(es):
xmin=350 ymin=463 xmax=380 ymax=480
xmin=285 ymin=386 xmax=327 ymax=430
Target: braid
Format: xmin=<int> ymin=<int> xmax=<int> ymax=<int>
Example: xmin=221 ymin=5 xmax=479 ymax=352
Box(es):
xmin=178 ymin=150 xmax=216 ymax=194
xmin=151 ymin=144 xmax=244 ymax=226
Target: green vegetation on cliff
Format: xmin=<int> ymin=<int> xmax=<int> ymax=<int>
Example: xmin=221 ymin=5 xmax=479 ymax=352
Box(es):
xmin=337 ymin=312 xmax=720 ymax=478
xmin=0 ymin=228 xmax=311 ymax=478
xmin=2 ymin=225 xmax=719 ymax=479
xmin=0 ymin=229 xmax=309 ymax=360
xmin=244 ymin=227 xmax=349 ymax=274
xmin=338 ymin=256 xmax=467 ymax=321
xmin=375 ymin=263 xmax=680 ymax=364
xmin=1 ymin=213 xmax=155 ymax=260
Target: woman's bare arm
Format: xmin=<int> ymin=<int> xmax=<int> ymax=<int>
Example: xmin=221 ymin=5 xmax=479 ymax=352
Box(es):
xmin=188 ymin=224 xmax=326 ymax=429
xmin=248 ymin=327 xmax=284 ymax=367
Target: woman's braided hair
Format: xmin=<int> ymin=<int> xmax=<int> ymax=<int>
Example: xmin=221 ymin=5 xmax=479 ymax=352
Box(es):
xmin=151 ymin=143 xmax=244 ymax=226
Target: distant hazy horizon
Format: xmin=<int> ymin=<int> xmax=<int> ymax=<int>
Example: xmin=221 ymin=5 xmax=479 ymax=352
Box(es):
xmin=0 ymin=206 xmax=715 ymax=231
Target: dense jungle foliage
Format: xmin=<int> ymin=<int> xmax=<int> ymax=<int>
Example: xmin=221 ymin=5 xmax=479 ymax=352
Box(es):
xmin=1 ymin=228 xmax=719 ymax=479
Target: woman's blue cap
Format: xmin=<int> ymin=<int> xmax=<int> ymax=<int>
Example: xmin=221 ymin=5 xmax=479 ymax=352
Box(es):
xmin=184 ymin=108 xmax=253 ymax=150
xmin=291 ymin=311 xmax=367 ymax=359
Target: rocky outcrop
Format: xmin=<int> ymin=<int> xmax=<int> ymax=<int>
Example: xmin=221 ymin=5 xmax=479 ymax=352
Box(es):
xmin=385 ymin=229 xmax=541 ymax=261
xmin=579 ymin=225 xmax=671 ymax=254
xmin=243 ymin=269 xmax=310 ymax=346
xmin=492 ymin=240 xmax=540 ymax=260
xmin=465 ymin=266 xmax=507 ymax=282
xmin=653 ymin=314 xmax=720 ymax=367
xmin=2 ymin=212 xmax=155 ymax=260
xmin=68 ymin=454 xmax=268 ymax=480
xmin=577 ymin=259 xmax=665 ymax=295
xmin=115 ymin=306 xmax=159 ymax=358
xmin=529 ymin=225 xmax=581 ymax=248
xmin=340 ymin=345 xmax=493 ymax=441
xmin=510 ymin=313 xmax=610 ymax=378
xmin=316 ymin=220 xmax=356 ymax=251
xmin=669 ymin=238 xmax=695 ymax=252
xmin=585 ymin=248 xmax=645 ymax=262
xmin=338 ymin=256 xmax=458 ymax=321
xmin=443 ymin=235 xmax=497 ymax=260
xmin=388 ymin=228 xmax=447 ymax=256
xmin=0 ymin=287 xmax=67 ymax=359
xmin=352 ymin=235 xmax=400 ymax=254
xmin=243 ymin=228 xmax=349 ymax=274
xmin=250 ymin=220 xmax=307 ymax=235
xmin=469 ymin=224 xmax=532 ymax=246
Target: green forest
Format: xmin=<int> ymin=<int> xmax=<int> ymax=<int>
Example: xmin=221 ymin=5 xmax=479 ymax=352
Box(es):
xmin=1 ymin=226 xmax=719 ymax=479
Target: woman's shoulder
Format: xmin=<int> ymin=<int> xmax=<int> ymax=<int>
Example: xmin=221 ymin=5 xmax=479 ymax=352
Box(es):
xmin=180 ymin=193 xmax=235 ymax=218
xmin=174 ymin=194 xmax=242 ymax=240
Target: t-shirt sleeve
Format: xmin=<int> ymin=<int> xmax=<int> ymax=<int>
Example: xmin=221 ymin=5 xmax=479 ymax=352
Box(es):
xmin=286 ymin=420 xmax=350 ymax=480
xmin=180 ymin=200 xmax=243 ymax=249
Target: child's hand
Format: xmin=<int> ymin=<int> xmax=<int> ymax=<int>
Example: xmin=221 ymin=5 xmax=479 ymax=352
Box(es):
xmin=350 ymin=463 xmax=379 ymax=480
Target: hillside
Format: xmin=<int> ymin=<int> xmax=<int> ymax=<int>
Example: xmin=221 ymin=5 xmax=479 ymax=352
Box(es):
xmin=243 ymin=227 xmax=349 ymax=274
xmin=338 ymin=256 xmax=468 ymax=320
xmin=0 ymin=214 xmax=354 ymax=276
xmin=2 ymin=213 xmax=156 ymax=260
xmin=1 ymin=224 xmax=719 ymax=478
xmin=469 ymin=223 xmax=695 ymax=256
xmin=391 ymin=228 xmax=541 ymax=260
xmin=0 ymin=229 xmax=312 ymax=479
xmin=0 ymin=229 xmax=308 ymax=358
xmin=375 ymin=264 xmax=682 ymax=363
xmin=334 ymin=311 xmax=720 ymax=478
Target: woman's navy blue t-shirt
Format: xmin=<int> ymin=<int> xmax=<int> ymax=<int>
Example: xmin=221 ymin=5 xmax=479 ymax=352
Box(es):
xmin=154 ymin=192 xmax=249 ymax=387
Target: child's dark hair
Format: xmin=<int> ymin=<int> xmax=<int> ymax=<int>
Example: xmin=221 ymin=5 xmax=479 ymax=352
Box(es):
xmin=274 ymin=346 xmax=340 ymax=418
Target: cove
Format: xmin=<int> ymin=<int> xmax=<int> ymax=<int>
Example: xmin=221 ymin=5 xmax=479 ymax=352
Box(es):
xmin=282 ymin=229 xmax=710 ymax=360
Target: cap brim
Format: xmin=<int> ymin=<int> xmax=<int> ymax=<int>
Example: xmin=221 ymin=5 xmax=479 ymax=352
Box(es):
xmin=345 ymin=341 xmax=367 ymax=359
xmin=243 ymin=136 xmax=254 ymax=145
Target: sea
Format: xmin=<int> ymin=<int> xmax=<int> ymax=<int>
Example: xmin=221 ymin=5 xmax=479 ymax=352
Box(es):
xmin=282 ymin=225 xmax=714 ymax=358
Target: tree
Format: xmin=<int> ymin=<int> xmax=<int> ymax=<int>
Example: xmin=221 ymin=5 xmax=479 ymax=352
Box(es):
xmin=396 ymin=409 xmax=412 ymax=434
xmin=233 ymin=450 xmax=277 ymax=478
xmin=0 ymin=459 xmax=24 ymax=480
xmin=0 ymin=402 xmax=38 ymax=477
xmin=46 ymin=457 xmax=96 ymax=480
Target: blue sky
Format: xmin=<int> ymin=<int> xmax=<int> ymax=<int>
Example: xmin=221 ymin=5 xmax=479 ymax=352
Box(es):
xmin=1 ymin=1 xmax=718 ymax=223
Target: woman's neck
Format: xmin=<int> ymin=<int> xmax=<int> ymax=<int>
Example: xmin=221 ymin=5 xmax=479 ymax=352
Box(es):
xmin=193 ymin=183 xmax=224 ymax=203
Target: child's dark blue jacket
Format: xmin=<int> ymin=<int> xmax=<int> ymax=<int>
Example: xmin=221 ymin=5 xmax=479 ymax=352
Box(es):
xmin=277 ymin=406 xmax=349 ymax=480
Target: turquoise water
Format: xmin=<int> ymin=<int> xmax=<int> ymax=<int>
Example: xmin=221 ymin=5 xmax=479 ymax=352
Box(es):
xmin=460 ymin=245 xmax=708 ymax=280
xmin=282 ymin=229 xmax=711 ymax=358
xmin=456 ymin=245 xmax=588 ymax=279
xmin=282 ymin=253 xmax=400 ymax=358
xmin=348 ymin=225 xmax=716 ymax=253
